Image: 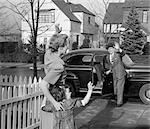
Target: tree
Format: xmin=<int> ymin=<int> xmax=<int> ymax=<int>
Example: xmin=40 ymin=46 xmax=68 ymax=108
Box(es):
xmin=0 ymin=5 xmax=15 ymax=35
xmin=87 ymin=0 xmax=109 ymax=47
xmin=80 ymin=38 xmax=90 ymax=49
xmin=121 ymin=6 xmax=146 ymax=55
xmin=4 ymin=0 xmax=49 ymax=77
xmin=72 ymin=41 xmax=78 ymax=50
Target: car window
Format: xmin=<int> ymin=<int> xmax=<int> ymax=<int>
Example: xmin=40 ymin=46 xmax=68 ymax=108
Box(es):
xmin=94 ymin=55 xmax=104 ymax=63
xmin=66 ymin=54 xmax=92 ymax=65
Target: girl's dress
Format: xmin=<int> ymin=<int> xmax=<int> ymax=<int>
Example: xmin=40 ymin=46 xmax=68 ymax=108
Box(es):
xmin=42 ymin=98 xmax=83 ymax=129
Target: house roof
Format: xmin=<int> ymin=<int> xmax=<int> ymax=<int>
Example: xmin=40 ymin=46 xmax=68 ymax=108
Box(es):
xmin=103 ymin=3 xmax=124 ymax=24
xmin=52 ymin=0 xmax=81 ymax=23
xmin=103 ymin=0 xmax=150 ymax=24
xmin=67 ymin=3 xmax=95 ymax=16
xmin=52 ymin=0 xmax=95 ymax=23
xmin=123 ymin=0 xmax=150 ymax=8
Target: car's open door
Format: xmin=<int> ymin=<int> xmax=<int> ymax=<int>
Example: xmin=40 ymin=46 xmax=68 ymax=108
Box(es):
xmin=93 ymin=55 xmax=114 ymax=96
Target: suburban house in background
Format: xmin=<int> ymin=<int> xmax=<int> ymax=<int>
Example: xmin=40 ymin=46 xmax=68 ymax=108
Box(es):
xmin=21 ymin=0 xmax=99 ymax=49
xmin=103 ymin=0 xmax=150 ymax=44
xmin=0 ymin=33 xmax=21 ymax=54
xmin=0 ymin=13 xmax=21 ymax=55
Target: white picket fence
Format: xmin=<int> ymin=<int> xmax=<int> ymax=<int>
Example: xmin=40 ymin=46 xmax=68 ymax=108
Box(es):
xmin=0 ymin=75 xmax=44 ymax=129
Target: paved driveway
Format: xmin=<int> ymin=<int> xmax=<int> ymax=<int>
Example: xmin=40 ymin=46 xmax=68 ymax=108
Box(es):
xmin=74 ymin=98 xmax=150 ymax=129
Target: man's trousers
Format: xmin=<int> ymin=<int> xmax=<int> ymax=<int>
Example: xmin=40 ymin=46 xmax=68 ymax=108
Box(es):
xmin=113 ymin=76 xmax=125 ymax=105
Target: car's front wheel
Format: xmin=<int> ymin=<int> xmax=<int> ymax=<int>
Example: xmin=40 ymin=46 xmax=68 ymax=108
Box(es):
xmin=139 ymin=83 xmax=150 ymax=105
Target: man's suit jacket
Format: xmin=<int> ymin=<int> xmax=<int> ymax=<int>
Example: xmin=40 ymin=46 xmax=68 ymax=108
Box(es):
xmin=103 ymin=53 xmax=126 ymax=80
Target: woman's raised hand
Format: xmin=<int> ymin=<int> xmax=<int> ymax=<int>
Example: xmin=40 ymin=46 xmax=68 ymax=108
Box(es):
xmin=114 ymin=42 xmax=120 ymax=50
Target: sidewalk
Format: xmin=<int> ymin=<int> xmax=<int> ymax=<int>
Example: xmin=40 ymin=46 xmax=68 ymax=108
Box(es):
xmin=0 ymin=62 xmax=44 ymax=68
xmin=75 ymin=98 xmax=150 ymax=129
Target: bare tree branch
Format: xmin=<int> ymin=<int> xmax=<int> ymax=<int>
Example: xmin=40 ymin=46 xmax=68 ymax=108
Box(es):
xmin=5 ymin=0 xmax=33 ymax=33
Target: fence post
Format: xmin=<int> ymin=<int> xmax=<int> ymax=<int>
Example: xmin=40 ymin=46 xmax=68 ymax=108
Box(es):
xmin=1 ymin=80 xmax=8 ymax=129
xmin=27 ymin=76 xmax=32 ymax=126
xmin=12 ymin=75 xmax=18 ymax=129
xmin=12 ymin=86 xmax=17 ymax=129
xmin=0 ymin=75 xmax=2 ymax=100
xmin=7 ymin=86 xmax=13 ymax=129
xmin=18 ymin=76 xmax=23 ymax=129
xmin=23 ymin=83 xmax=27 ymax=128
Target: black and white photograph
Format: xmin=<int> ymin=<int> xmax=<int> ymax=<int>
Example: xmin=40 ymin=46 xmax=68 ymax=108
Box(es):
xmin=0 ymin=0 xmax=150 ymax=129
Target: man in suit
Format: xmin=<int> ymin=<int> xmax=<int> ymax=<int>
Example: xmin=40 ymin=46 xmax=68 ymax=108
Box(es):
xmin=104 ymin=42 xmax=126 ymax=107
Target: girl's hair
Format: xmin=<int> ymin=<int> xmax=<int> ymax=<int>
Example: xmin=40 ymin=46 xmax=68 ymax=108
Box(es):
xmin=49 ymin=84 xmax=66 ymax=102
xmin=48 ymin=83 xmax=71 ymax=102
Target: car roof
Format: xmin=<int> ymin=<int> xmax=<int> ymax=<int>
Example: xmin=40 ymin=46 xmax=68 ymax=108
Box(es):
xmin=62 ymin=48 xmax=108 ymax=60
xmin=66 ymin=48 xmax=108 ymax=55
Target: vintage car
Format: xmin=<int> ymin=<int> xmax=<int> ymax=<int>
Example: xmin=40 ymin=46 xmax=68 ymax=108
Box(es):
xmin=62 ymin=48 xmax=150 ymax=105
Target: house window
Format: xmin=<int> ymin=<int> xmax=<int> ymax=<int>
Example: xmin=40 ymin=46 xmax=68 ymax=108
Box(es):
xmin=88 ymin=17 xmax=91 ymax=24
xmin=44 ymin=37 xmax=47 ymax=44
xmin=51 ymin=10 xmax=55 ymax=23
xmin=39 ymin=15 xmax=50 ymax=23
xmin=39 ymin=10 xmax=55 ymax=23
xmin=142 ymin=10 xmax=148 ymax=23
xmin=106 ymin=24 xmax=110 ymax=33
xmin=104 ymin=24 xmax=107 ymax=33
xmin=111 ymin=24 xmax=117 ymax=33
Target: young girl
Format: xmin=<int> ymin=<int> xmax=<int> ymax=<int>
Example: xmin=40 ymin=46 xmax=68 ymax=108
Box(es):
xmin=41 ymin=81 xmax=95 ymax=129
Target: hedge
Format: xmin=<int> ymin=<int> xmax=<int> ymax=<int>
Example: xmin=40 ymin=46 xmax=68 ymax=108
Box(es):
xmin=0 ymin=52 xmax=32 ymax=63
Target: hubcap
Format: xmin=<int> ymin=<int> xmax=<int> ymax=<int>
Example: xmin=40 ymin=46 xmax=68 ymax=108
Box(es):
xmin=146 ymin=89 xmax=150 ymax=99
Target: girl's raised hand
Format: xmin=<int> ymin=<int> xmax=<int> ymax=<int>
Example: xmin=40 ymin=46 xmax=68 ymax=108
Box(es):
xmin=87 ymin=81 xmax=95 ymax=90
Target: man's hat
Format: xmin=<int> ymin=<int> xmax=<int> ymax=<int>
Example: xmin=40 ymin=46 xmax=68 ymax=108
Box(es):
xmin=106 ymin=42 xmax=115 ymax=50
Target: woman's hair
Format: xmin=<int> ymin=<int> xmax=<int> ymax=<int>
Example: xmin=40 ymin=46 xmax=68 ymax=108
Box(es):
xmin=46 ymin=24 xmax=68 ymax=52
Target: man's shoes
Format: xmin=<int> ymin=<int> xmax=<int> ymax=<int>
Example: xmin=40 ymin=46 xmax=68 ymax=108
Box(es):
xmin=110 ymin=95 xmax=116 ymax=100
xmin=117 ymin=103 xmax=123 ymax=107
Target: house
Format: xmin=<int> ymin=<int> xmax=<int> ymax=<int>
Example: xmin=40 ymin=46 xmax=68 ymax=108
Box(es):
xmin=21 ymin=0 xmax=98 ymax=49
xmin=103 ymin=0 xmax=150 ymax=43
xmin=0 ymin=8 xmax=21 ymax=54
xmin=0 ymin=33 xmax=21 ymax=54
